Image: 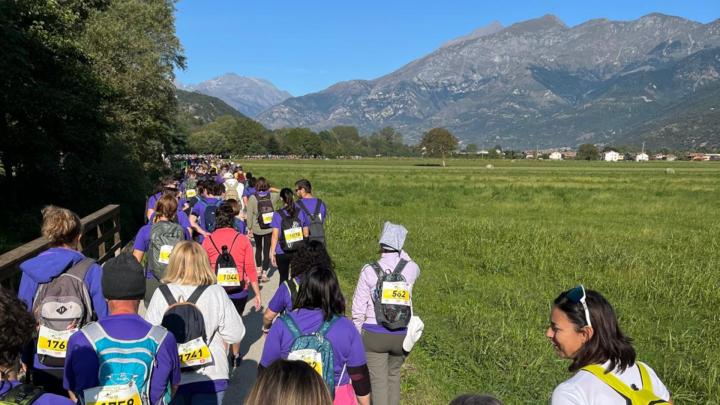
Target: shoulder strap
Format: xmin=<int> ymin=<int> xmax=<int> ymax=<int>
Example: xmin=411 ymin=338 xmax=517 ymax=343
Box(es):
xmin=369 ymin=262 xmax=385 ymax=279
xmin=318 ymin=314 xmax=340 ymax=336
xmin=228 ymin=233 xmax=240 ymax=251
xmin=146 ymin=324 xmax=168 ymax=346
xmin=81 ymin=322 xmax=108 ymax=351
xmin=159 ymin=284 xmax=177 ymax=306
xmin=279 ymin=314 xmax=301 ymax=339
xmin=66 ymin=257 xmax=95 ymax=279
xmin=296 ymin=199 xmax=312 ymax=217
xmin=187 ymin=285 xmax=209 ymax=304
xmin=313 ymin=199 xmax=323 ymax=216
xmin=1 ymin=383 xmax=45 ymax=405
xmin=279 ymin=209 xmax=290 ymax=220
xmin=636 ymin=362 xmax=654 ymax=392
xmin=581 ymin=365 xmax=636 ymax=400
xmin=285 ymin=279 xmax=298 ymax=299
xmin=392 ymin=259 xmax=409 ymax=275
xmin=208 ymin=235 xmax=221 ymax=255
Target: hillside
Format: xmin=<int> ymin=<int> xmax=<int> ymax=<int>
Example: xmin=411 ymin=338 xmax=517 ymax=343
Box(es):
xmin=176 ymin=89 xmax=246 ymax=126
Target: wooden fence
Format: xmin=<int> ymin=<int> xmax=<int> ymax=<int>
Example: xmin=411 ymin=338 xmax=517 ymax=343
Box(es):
xmin=0 ymin=204 xmax=122 ymax=290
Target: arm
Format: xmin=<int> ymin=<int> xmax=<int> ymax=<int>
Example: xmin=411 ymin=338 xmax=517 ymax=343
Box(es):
xmin=347 ymin=325 xmax=371 ymax=404
xmin=17 ymin=273 xmax=37 ymax=312
xmin=85 ymin=264 xmax=108 ymax=319
xmin=270 ymin=228 xmax=279 ymax=267
xmin=63 ymin=332 xmax=100 ymax=397
xmin=217 ymin=288 xmax=246 ymax=344
xmin=149 ymin=334 xmax=181 ymax=405
xmin=351 ymin=266 xmax=373 ymax=333
xmin=132 ymin=249 xmax=144 ymax=263
xmin=243 ymin=242 xmax=261 ymax=310
xmin=262 ymin=308 xmax=278 ymax=332
xmin=189 ymin=214 xmax=209 ymax=237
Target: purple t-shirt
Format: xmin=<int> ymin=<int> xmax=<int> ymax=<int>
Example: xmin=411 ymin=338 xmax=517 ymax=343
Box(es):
xmin=260 ymin=308 xmax=366 ymax=386
xmin=233 ymin=218 xmax=247 ymax=235
xmin=64 ymin=314 xmax=181 ymax=404
xmin=267 ymin=277 xmax=300 ymax=313
xmin=191 ymin=197 xmax=221 ymax=243
xmin=0 ymin=381 xmax=74 ymax=405
xmin=242 ymin=187 xmax=256 ymax=198
xmin=295 ymin=198 xmax=327 ymax=228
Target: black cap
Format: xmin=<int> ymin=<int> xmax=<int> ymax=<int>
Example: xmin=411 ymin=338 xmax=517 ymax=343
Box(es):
xmin=102 ymin=254 xmax=146 ymax=300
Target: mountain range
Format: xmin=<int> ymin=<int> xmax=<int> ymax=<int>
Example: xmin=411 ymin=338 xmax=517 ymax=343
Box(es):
xmin=255 ymin=13 xmax=720 ymax=148
xmin=178 ymin=73 xmax=291 ymax=117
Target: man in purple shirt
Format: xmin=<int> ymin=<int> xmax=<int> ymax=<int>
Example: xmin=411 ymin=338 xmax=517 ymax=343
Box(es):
xmin=294 ymin=179 xmax=328 ymax=239
xmin=64 ymin=254 xmax=180 ymax=404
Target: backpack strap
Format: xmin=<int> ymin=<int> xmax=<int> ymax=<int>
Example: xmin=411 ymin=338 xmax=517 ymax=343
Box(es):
xmin=318 ymin=314 xmax=340 ymax=336
xmin=186 ymin=285 xmax=209 ymax=304
xmin=159 ymin=284 xmax=177 ymax=306
xmin=369 ymin=262 xmax=385 ymax=279
xmin=279 ymin=314 xmax=302 ymax=339
xmin=81 ymin=322 xmax=109 ymax=351
xmin=63 ymin=258 xmax=96 ymax=324
xmin=208 ymin=235 xmax=221 ymax=256
xmin=146 ymin=324 xmax=169 ymax=346
xmin=66 ymin=257 xmax=96 ymax=280
xmin=0 ymin=383 xmax=45 ymax=405
xmin=228 ymin=233 xmax=240 ymax=251
xmin=636 ymin=362 xmax=654 ymax=393
xmin=285 ymin=278 xmax=299 ymax=302
xmin=296 ymin=199 xmax=313 ymax=219
xmin=581 ymin=364 xmax=637 ymax=401
xmin=313 ymin=199 xmax=323 ymax=218
xmin=392 ymin=259 xmax=409 ymax=275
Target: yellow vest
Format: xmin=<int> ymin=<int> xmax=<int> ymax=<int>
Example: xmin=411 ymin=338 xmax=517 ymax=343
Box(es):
xmin=581 ymin=362 xmax=670 ymax=405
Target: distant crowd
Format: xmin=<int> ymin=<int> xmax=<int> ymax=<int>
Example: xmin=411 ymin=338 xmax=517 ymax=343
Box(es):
xmin=0 ymin=158 xmax=673 ymax=404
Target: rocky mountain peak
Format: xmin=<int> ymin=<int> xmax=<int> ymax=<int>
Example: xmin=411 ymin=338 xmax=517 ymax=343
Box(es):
xmin=183 ymin=73 xmax=291 ymax=117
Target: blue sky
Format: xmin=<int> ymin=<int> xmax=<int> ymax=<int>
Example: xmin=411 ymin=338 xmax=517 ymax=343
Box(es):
xmin=174 ymin=1 xmax=719 ymax=96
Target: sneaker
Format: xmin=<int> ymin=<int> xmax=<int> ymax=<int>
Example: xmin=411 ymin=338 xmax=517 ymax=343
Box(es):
xmin=261 ymin=271 xmax=269 ymax=282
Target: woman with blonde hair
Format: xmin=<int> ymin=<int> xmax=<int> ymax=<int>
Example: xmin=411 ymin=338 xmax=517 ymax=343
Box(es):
xmin=145 ymin=241 xmax=245 ymax=405
xmin=246 ymin=360 xmax=332 ymax=405
xmin=18 ymin=205 xmax=108 ymax=395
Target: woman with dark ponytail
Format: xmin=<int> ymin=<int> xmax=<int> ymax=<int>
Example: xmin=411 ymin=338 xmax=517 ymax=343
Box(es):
xmin=270 ymin=188 xmax=303 ymax=285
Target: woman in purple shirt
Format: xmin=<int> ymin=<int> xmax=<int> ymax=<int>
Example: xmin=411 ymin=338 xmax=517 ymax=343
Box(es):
xmin=260 ymin=265 xmax=371 ymax=405
xmin=351 ymin=222 xmax=420 ymax=405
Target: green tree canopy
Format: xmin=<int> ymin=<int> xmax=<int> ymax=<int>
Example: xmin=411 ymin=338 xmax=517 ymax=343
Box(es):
xmin=420 ymin=127 xmax=459 ymax=166
xmin=578 ymin=143 xmax=600 ymax=160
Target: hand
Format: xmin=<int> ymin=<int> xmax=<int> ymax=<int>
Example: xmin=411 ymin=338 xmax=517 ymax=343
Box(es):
xmin=254 ymin=296 xmax=262 ymax=311
xmin=270 ymin=252 xmax=277 ymax=267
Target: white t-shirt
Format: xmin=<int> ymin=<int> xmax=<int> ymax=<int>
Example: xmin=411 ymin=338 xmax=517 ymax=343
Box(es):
xmin=145 ymin=283 xmax=245 ymax=386
xmin=551 ymin=361 xmax=671 ymax=405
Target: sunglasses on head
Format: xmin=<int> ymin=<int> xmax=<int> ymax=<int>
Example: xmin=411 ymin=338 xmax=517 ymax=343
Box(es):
xmin=567 ymin=285 xmax=592 ymax=328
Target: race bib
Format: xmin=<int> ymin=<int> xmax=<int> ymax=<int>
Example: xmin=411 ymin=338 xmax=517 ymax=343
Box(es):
xmin=37 ymin=325 xmax=75 ymax=358
xmin=217 ymin=267 xmax=241 ymax=287
xmin=178 ymin=337 xmax=213 ymax=368
xmin=381 ymin=281 xmax=411 ymax=306
xmin=158 ymin=245 xmax=173 ymax=265
xmin=262 ymin=212 xmax=274 ymax=225
xmin=186 ymin=188 xmax=197 ymax=198
xmin=288 ymin=349 xmax=323 ymax=376
xmin=283 ymin=227 xmax=303 ymax=244
xmin=83 ymin=383 xmax=141 ymax=405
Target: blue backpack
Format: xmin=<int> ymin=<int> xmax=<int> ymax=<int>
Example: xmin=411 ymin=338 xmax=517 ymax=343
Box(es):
xmin=279 ymin=314 xmax=341 ymax=398
xmin=81 ymin=322 xmax=171 ymax=405
xmin=197 ymin=198 xmax=220 ymax=232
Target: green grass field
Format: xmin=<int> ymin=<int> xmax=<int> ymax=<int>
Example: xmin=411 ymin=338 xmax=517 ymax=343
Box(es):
xmin=250 ymin=158 xmax=720 ymax=404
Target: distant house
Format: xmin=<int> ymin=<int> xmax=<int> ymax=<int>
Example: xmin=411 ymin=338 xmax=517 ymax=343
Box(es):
xmin=654 ymin=153 xmax=665 ymax=160
xmin=666 ymin=154 xmax=677 ymax=161
xmin=562 ymin=151 xmax=577 ymax=159
xmin=688 ymin=153 xmax=705 ymax=161
xmin=604 ymin=151 xmax=620 ymax=162
xmin=549 ymin=151 xmax=563 ymax=160
xmin=704 ymin=153 xmax=720 ymax=161
xmin=635 ymin=153 xmax=649 ymax=162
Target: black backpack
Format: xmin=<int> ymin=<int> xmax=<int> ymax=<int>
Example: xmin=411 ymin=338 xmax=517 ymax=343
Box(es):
xmin=370 ymin=259 xmax=412 ymax=330
xmin=159 ymin=285 xmax=214 ymax=370
xmin=278 ymin=209 xmax=304 ymax=253
xmin=296 ymin=199 xmax=325 ymax=245
xmin=208 ymin=234 xmax=246 ymax=294
xmin=256 ymin=193 xmax=274 ymax=230
xmin=0 ymin=384 xmax=44 ymax=405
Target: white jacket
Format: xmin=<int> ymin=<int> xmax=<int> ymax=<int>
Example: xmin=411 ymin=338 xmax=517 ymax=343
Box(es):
xmin=145 ymin=283 xmax=245 ymax=386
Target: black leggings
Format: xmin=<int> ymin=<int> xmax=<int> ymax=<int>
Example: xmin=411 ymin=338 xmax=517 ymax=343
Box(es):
xmin=276 ymin=253 xmax=294 ymax=285
xmin=231 ymin=296 xmax=248 ymax=317
xmin=253 ymin=233 xmax=272 ymax=270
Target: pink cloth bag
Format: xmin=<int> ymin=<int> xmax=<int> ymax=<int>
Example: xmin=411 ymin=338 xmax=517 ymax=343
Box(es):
xmin=334 ymin=384 xmax=358 ymax=405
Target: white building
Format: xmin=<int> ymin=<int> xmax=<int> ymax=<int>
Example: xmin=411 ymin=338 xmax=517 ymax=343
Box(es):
xmin=635 ymin=153 xmax=649 ymax=162
xmin=604 ymin=151 xmax=620 ymax=162
xmin=549 ymin=151 xmax=563 ymax=160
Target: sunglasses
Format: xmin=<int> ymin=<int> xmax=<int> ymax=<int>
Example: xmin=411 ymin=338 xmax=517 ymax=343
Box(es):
xmin=567 ymin=285 xmax=592 ymax=328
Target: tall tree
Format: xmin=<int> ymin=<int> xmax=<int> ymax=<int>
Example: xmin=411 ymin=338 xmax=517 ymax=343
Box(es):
xmin=419 ymin=127 xmax=459 ymax=167
xmin=578 ymin=143 xmax=600 ymax=160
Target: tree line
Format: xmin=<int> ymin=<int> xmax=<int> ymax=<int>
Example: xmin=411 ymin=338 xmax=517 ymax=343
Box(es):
xmin=0 ymin=0 xmax=184 ymax=249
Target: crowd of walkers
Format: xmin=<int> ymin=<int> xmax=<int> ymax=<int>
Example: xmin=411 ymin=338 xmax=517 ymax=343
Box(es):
xmin=0 ymin=159 xmax=673 ymax=404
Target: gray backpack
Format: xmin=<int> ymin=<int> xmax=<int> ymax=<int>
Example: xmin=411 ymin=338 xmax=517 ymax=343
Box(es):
xmin=32 ymin=258 xmax=95 ymax=367
xmin=370 ymin=259 xmax=412 ymax=330
xmin=297 ymin=199 xmax=325 ymax=245
xmin=148 ymin=221 xmax=185 ymax=279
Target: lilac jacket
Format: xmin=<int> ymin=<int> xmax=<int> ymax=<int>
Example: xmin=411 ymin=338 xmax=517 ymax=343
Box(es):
xmin=351 ymin=250 xmax=420 ymax=334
